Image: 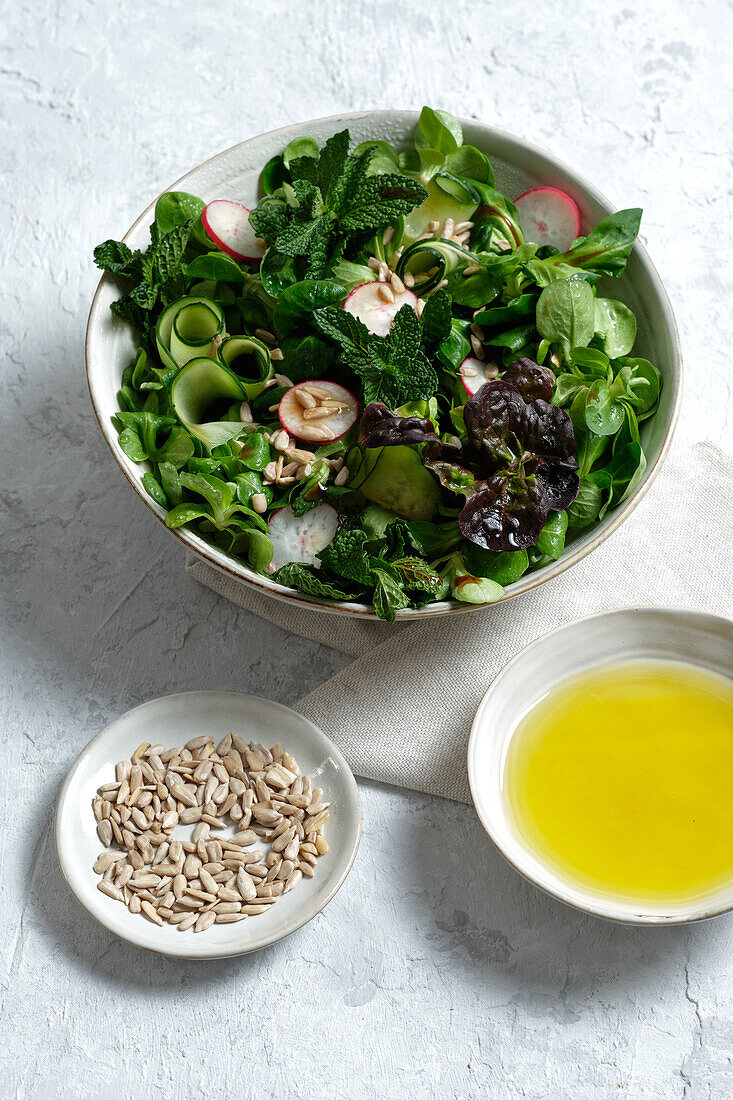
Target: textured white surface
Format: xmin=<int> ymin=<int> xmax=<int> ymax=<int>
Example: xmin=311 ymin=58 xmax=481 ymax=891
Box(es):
xmin=1 ymin=1 xmax=731 ymax=1097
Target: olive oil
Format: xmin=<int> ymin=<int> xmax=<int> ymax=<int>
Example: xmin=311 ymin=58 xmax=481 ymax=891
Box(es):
xmin=503 ymin=660 xmax=733 ymax=904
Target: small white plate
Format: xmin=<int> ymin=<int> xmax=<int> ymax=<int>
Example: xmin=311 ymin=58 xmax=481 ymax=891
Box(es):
xmin=56 ymin=691 xmax=361 ymax=958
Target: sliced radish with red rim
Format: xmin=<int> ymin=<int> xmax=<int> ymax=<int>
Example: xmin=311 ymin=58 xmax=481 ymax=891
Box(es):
xmin=201 ymin=200 xmax=265 ymax=263
xmin=279 ymin=381 xmax=358 ymax=443
xmin=268 ymin=504 xmax=338 ymax=571
xmin=343 ymin=281 xmax=418 ymax=337
xmin=458 ymin=356 xmax=499 ymax=396
xmin=514 ymin=187 xmax=581 ymax=251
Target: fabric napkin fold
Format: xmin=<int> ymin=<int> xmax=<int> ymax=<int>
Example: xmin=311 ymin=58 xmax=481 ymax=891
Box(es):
xmin=187 ymin=438 xmax=733 ymax=803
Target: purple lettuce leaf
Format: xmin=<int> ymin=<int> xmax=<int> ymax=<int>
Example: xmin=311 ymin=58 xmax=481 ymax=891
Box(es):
xmin=458 ymin=474 xmax=549 ymax=552
xmin=426 ymin=376 xmax=579 ymax=552
xmin=501 ymin=358 xmax=555 ymax=402
xmin=359 ymin=402 xmax=440 ymax=448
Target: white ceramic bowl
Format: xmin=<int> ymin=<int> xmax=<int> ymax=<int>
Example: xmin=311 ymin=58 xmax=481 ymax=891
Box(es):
xmin=468 ymin=608 xmax=733 ymax=924
xmin=86 ymin=111 xmax=682 ymax=620
xmin=56 ymin=691 xmax=361 ymax=958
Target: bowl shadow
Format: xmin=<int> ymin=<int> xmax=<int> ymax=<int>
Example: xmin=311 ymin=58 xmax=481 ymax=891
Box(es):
xmin=401 ymin=788 xmax=729 ymax=1000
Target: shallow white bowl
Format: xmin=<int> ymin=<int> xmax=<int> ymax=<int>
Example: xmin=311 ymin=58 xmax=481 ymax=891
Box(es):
xmin=56 ymin=691 xmax=361 ymax=958
xmin=86 ymin=111 xmax=682 ymax=620
xmin=468 ymin=608 xmax=733 ymax=924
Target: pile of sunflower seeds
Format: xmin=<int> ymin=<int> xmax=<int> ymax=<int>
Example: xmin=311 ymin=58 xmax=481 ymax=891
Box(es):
xmin=92 ymin=733 xmax=329 ymax=933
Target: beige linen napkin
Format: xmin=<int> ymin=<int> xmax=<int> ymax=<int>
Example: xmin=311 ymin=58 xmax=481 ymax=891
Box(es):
xmin=187 ymin=438 xmax=733 ymax=802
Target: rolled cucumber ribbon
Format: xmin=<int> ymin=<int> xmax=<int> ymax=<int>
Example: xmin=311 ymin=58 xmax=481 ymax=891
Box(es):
xmin=170 ymin=357 xmax=248 ymax=450
xmin=155 ymin=296 xmax=225 ymax=369
xmin=218 ymin=336 xmax=274 ymax=400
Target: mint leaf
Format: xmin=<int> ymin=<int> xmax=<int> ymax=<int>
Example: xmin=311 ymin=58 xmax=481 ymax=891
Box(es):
xmin=248 ymin=200 xmax=288 ymax=245
xmin=249 ymin=130 xmax=427 ymax=284
xmin=390 ymin=556 xmax=443 ymax=594
xmin=312 ymin=304 xmax=438 ymax=407
xmin=94 ymin=239 xmax=135 ymax=274
xmin=420 ymin=289 xmax=452 ymax=348
xmin=371 ymin=561 xmax=410 ymax=622
xmin=95 ymin=220 xmax=193 ymax=341
xmin=274 ymin=562 xmax=361 ymax=601
xmin=317 ymin=528 xmax=373 ymax=584
xmin=152 ymin=221 xmax=191 ymax=283
xmin=338 ymin=172 xmax=427 ymax=234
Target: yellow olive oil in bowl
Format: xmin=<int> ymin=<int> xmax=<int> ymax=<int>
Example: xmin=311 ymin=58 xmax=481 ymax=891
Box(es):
xmin=502 ymin=660 xmax=733 ymax=907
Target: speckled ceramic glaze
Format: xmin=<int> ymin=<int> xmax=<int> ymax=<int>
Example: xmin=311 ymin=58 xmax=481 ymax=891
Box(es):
xmin=86 ymin=112 xmax=682 ymax=620
xmin=468 ymin=609 xmax=733 ymax=924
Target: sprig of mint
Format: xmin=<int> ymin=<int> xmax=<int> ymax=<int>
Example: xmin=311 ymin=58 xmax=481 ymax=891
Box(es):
xmin=94 ymin=221 xmax=192 ymax=339
xmin=249 ymin=130 xmax=427 ymax=280
xmin=311 ymin=304 xmax=438 ymax=407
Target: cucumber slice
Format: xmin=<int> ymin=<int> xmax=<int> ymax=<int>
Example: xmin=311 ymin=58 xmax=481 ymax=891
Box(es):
xmin=218 ymin=336 xmax=274 ymax=400
xmin=349 ymin=445 xmax=440 ymax=521
xmin=402 ymin=178 xmax=477 ymax=246
xmin=155 ymin=296 xmax=224 ymax=370
xmin=396 ymin=237 xmax=478 ymax=295
xmin=169 ymin=301 xmax=224 ymax=367
xmin=171 ymin=356 xmax=248 ymax=450
xmin=434 ymin=172 xmax=482 ymax=206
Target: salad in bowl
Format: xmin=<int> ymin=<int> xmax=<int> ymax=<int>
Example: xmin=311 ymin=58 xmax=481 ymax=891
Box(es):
xmin=92 ymin=107 xmax=668 ymax=621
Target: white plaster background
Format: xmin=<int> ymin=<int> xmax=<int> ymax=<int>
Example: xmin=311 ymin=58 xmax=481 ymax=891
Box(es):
xmin=1 ymin=1 xmax=731 ymax=1097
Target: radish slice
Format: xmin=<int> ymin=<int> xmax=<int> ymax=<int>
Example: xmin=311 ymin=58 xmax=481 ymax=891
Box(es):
xmin=269 ymin=504 xmax=338 ymax=570
xmin=458 ymin=356 xmax=498 ymax=396
xmin=279 ymin=381 xmax=359 ymax=443
xmin=514 ymin=187 xmax=581 ymax=251
xmin=201 ymin=200 xmax=265 ymax=263
xmin=343 ymin=281 xmax=418 ymax=337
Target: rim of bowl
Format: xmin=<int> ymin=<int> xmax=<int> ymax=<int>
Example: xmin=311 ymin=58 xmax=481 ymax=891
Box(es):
xmin=55 ymin=690 xmax=362 ymax=958
xmin=86 ymin=111 xmax=683 ymax=621
xmin=467 ymin=607 xmax=733 ymax=925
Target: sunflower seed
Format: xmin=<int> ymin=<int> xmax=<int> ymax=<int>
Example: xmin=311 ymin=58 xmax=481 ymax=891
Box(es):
xmin=91 ymin=732 xmax=328 ymax=933
xmin=97 ymin=880 xmax=124 ymax=901
xmin=140 ymin=900 xmax=163 ymax=926
xmin=194 ymin=911 xmax=216 ymax=933
xmin=170 ymin=783 xmax=197 ymax=808
xmin=284 ymin=869 xmax=303 ymax=893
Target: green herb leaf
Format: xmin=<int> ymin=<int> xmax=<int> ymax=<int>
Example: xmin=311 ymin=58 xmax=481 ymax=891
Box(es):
xmin=536 ymin=277 xmax=595 ymax=350
xmin=249 ymin=130 xmax=426 ymax=282
xmin=273 ymin=279 xmax=346 ymax=336
xmin=312 ymin=304 xmax=438 ymax=407
xmin=533 ymin=511 xmax=568 ymax=559
xmin=538 ymin=208 xmax=642 ymax=279
xmin=371 ymin=561 xmax=410 ymax=622
xmin=274 ymin=562 xmax=362 ymax=601
xmin=584 ymin=379 xmax=626 ymax=436
xmin=594 ymin=298 xmax=637 ymax=357
xmin=93 ymin=239 xmax=135 ymax=274
xmin=415 ymin=107 xmax=463 ymax=156
xmin=388 ymin=555 xmax=442 ymax=592
xmin=249 ymin=199 xmax=288 ymax=246
xmin=420 ymin=289 xmax=453 ymax=348
xmin=155 ymin=192 xmax=205 ymax=237
xmin=317 ymin=528 xmax=373 ymax=585
xmin=186 ymin=252 xmax=245 ymax=283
